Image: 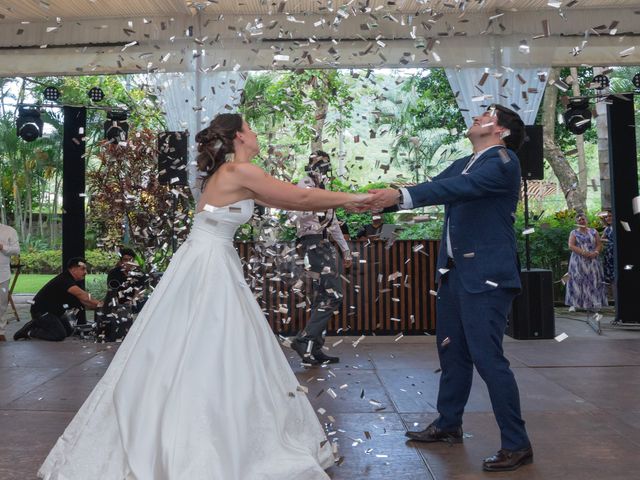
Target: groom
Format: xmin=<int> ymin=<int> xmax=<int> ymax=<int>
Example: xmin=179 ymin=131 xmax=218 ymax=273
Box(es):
xmin=365 ymin=104 xmax=533 ymax=472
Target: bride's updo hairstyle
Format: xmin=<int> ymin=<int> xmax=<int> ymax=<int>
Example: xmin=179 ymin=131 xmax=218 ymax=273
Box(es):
xmin=195 ymin=113 xmax=244 ymax=188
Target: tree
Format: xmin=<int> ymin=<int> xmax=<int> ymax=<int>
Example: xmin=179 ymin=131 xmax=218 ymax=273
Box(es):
xmin=240 ymin=70 xmax=354 ymax=165
xmin=540 ymin=67 xmax=587 ymax=212
xmin=371 ymin=78 xmax=460 ymax=183
xmin=405 ymin=69 xmax=467 ymax=144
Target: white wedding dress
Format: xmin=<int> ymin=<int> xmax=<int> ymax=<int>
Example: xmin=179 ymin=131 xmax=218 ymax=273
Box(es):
xmin=38 ymin=199 xmax=334 ymax=480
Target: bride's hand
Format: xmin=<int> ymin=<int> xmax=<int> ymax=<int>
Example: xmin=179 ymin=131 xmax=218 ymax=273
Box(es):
xmin=344 ymin=193 xmax=374 ymax=212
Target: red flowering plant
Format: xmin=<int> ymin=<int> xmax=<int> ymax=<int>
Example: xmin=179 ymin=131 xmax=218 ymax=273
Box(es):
xmin=87 ymin=128 xmax=193 ymax=275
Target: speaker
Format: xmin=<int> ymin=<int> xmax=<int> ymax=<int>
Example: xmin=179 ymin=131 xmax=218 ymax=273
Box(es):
xmin=158 ymin=131 xmax=189 ymax=186
xmin=606 ymin=94 xmax=640 ymax=323
xmin=518 ymin=125 xmax=544 ymax=180
xmin=507 ymin=269 xmax=555 ymax=340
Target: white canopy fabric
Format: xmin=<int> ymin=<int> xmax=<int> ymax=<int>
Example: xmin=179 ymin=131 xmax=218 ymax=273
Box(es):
xmin=149 ymin=69 xmax=246 ymax=200
xmin=446 ymin=67 xmax=549 ymax=127
xmin=0 ymin=1 xmax=639 ymax=76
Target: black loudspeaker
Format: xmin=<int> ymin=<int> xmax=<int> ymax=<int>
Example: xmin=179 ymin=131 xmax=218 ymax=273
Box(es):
xmin=507 ymin=269 xmax=555 ymax=340
xmin=518 ymin=125 xmax=544 ymax=180
xmin=606 ymin=94 xmax=640 ymax=323
xmin=158 ymin=131 xmax=189 ymax=186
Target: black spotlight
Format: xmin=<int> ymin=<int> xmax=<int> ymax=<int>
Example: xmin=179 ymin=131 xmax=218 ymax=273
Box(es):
xmin=632 ymin=72 xmax=640 ymax=91
xmin=563 ymin=97 xmax=592 ymax=135
xmin=591 ymin=74 xmax=610 ymax=90
xmin=43 ymin=86 xmax=60 ymax=102
xmin=16 ymin=106 xmax=44 ymax=142
xmin=104 ymin=110 xmax=129 ymax=143
xmin=88 ymin=87 xmax=105 ymax=102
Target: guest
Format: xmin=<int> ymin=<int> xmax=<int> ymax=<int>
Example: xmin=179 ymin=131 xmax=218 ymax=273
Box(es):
xmin=13 ymin=258 xmax=103 ymax=341
xmin=290 ymin=150 xmax=352 ymax=365
xmin=356 ymin=214 xmax=384 ymax=239
xmin=565 ymin=212 xmax=608 ymax=311
xmin=0 ymin=222 xmax=19 ymax=342
xmin=106 ymin=248 xmax=148 ymax=313
xmin=600 ymin=210 xmax=615 ymax=290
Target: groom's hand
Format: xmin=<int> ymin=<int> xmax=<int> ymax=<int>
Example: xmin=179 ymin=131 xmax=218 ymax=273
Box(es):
xmin=367 ymin=189 xmax=402 ymax=210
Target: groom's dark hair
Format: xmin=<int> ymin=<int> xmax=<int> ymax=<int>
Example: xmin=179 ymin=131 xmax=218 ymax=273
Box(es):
xmin=490 ymin=104 xmax=526 ymax=152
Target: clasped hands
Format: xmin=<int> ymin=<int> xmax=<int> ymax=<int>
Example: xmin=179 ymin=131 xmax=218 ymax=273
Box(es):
xmin=344 ymin=189 xmax=400 ymax=212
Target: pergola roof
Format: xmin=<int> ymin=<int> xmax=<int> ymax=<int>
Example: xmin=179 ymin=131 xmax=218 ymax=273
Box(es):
xmin=1 ymin=0 xmax=639 ymax=75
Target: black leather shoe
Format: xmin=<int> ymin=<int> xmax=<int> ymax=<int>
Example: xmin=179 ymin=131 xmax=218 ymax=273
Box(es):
xmin=291 ymin=340 xmax=319 ymax=365
xmin=312 ymin=351 xmax=340 ymax=364
xmin=13 ymin=320 xmax=35 ymax=341
xmin=405 ymin=422 xmax=463 ymax=443
xmin=482 ymin=446 xmax=533 ymax=472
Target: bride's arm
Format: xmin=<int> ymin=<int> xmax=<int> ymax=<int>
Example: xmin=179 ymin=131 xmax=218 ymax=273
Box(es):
xmin=233 ymin=163 xmax=367 ymax=211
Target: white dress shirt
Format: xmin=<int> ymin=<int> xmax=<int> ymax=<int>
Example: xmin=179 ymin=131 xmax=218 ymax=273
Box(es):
xmin=291 ymin=176 xmax=351 ymax=258
xmin=398 ymin=145 xmax=503 ymax=258
xmin=0 ymin=224 xmax=20 ymax=283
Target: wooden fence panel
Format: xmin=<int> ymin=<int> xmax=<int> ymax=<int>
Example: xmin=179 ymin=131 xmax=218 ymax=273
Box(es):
xmin=235 ymin=240 xmax=439 ymax=336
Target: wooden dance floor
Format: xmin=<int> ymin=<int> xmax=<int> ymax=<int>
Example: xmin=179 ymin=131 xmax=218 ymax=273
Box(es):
xmin=2 ymin=305 xmax=640 ymax=480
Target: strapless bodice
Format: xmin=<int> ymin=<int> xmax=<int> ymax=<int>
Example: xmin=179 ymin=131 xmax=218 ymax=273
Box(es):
xmin=190 ymin=199 xmax=254 ymax=241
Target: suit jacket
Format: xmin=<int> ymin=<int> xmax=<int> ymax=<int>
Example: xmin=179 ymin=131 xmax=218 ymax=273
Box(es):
xmin=405 ymin=146 xmax=521 ymax=294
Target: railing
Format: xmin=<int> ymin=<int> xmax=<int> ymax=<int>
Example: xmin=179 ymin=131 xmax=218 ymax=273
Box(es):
xmin=235 ymin=239 xmax=440 ymax=336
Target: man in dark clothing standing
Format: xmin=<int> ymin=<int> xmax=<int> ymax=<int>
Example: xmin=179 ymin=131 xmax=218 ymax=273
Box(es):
xmin=14 ymin=257 xmax=103 ymax=341
xmin=290 ymin=151 xmax=352 ymax=365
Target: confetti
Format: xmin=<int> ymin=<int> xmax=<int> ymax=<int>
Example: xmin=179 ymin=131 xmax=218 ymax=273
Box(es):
xmin=555 ymin=332 xmax=569 ymax=342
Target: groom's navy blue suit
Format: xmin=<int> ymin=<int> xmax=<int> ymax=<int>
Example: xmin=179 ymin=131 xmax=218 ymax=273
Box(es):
xmin=402 ymin=145 xmax=530 ymax=451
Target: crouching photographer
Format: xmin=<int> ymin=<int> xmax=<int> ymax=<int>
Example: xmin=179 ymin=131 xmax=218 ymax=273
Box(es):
xmin=13 ymin=258 xmax=103 ymax=341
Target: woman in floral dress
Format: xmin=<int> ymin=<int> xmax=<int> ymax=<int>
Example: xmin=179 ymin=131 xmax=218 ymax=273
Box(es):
xmin=565 ymin=212 xmax=608 ymax=310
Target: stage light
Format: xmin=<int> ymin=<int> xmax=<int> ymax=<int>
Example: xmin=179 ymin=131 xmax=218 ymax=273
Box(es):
xmin=43 ymin=86 xmax=60 ymax=102
xmin=16 ymin=106 xmax=44 ymax=142
xmin=563 ymin=97 xmax=592 ymax=135
xmin=88 ymin=87 xmax=105 ymax=102
xmin=591 ymin=74 xmax=610 ymax=90
xmin=104 ymin=110 xmax=129 ymax=143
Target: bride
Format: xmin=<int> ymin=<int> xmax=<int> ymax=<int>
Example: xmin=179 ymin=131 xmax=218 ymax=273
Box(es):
xmin=38 ymin=113 xmax=371 ymax=480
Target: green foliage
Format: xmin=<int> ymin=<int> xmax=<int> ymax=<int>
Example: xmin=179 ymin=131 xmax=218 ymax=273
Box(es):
xmin=18 ymin=249 xmax=118 ymax=274
xmin=406 ymin=69 xmax=467 ymax=142
xmin=397 ymin=220 xmax=444 ymax=241
xmin=241 ymin=70 xmax=354 ymax=148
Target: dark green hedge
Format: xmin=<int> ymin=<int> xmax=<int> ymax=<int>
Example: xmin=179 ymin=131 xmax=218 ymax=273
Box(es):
xmin=18 ymin=249 xmax=119 ymax=274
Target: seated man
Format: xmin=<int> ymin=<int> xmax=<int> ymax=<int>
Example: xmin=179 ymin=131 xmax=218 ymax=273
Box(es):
xmin=14 ymin=257 xmax=103 ymax=341
xmin=105 ymin=247 xmax=148 ymax=313
xmin=356 ymin=214 xmax=384 ymax=239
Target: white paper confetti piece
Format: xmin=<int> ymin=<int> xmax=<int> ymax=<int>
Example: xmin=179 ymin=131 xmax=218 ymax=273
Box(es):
xmin=620 ymin=220 xmax=631 ymax=232
xmin=555 ymin=332 xmax=569 ymax=342
xmin=522 ymin=227 xmax=535 ymax=235
xmin=485 ymin=280 xmax=498 ymax=287
xmin=633 ymin=196 xmax=640 ymax=215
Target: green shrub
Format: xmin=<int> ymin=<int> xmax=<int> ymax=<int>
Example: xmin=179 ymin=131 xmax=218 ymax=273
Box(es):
xmin=19 ymin=249 xmax=119 ymax=274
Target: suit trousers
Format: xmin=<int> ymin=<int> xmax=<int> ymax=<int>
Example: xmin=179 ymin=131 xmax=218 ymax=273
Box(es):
xmin=435 ymin=266 xmax=530 ymax=451
xmin=296 ymin=236 xmax=343 ymax=352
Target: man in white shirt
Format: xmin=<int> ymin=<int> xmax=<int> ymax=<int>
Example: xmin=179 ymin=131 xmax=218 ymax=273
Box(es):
xmin=0 ymin=223 xmax=20 ymax=341
xmin=290 ymin=151 xmax=352 ymax=365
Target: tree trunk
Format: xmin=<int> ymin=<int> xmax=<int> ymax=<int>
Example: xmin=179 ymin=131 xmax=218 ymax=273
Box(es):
xmin=593 ymin=67 xmax=611 ymax=210
xmin=310 ymin=96 xmax=328 ymax=153
xmin=542 ymin=68 xmax=586 ymax=212
xmin=570 ymin=67 xmax=588 ymax=205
